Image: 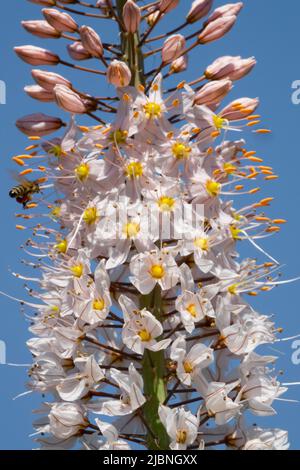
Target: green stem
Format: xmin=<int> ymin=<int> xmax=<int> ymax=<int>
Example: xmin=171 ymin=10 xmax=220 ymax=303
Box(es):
xmin=140 ymin=286 xmax=170 ymax=450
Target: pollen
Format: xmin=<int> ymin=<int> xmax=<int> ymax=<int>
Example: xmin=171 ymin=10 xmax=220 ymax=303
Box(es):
xmin=70 ymin=263 xmax=84 ymax=278
xmin=194 ymin=237 xmax=209 ymax=251
xmin=158 ymin=196 xmax=175 ymax=211
xmin=83 ymin=206 xmax=98 ymax=225
xmin=206 ymin=179 xmax=221 ymax=197
xmin=123 ymin=222 xmax=140 ymax=238
xmin=183 ymin=361 xmax=194 ymax=373
xmin=109 ymin=129 xmax=128 ymax=144
xmin=213 ymin=114 xmax=226 ymax=130
xmin=125 ymin=161 xmax=143 ymax=178
xmin=228 ymin=284 xmax=238 ymax=295
xmin=172 ymin=142 xmax=191 ymax=160
xmin=176 ymin=430 xmax=187 ymax=444
xmin=186 ymin=303 xmax=197 ymax=317
xmin=230 ymin=225 xmax=241 ymax=240
xmin=93 ymin=298 xmax=105 ymax=311
xmin=144 ymin=101 xmax=162 ymax=119
xmin=75 ymin=163 xmax=89 ymax=181
xmin=150 ymin=264 xmax=165 ymax=279
xmin=138 ymin=329 xmax=152 ymax=342
xmin=54 ymin=239 xmax=67 ymax=254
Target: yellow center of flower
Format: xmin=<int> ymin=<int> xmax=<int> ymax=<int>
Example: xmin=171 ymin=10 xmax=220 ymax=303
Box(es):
xmin=228 ymin=284 xmax=238 ymax=295
xmin=54 ymin=239 xmax=67 ymax=254
xmin=150 ymin=264 xmax=165 ymax=279
xmin=75 ymin=163 xmax=89 ymax=181
xmin=230 ymin=225 xmax=241 ymax=240
xmin=183 ymin=361 xmax=194 ymax=373
xmin=138 ymin=329 xmax=152 ymax=342
xmin=176 ymin=430 xmax=187 ymax=444
xmin=109 ymin=129 xmax=128 ymax=144
xmin=194 ymin=237 xmax=209 ymax=251
xmin=123 ymin=222 xmax=140 ymax=238
xmin=70 ymin=263 xmax=83 ymax=278
xmin=172 ymin=142 xmax=191 ymax=160
xmin=158 ymin=196 xmax=175 ymax=212
xmin=51 ymin=206 xmax=61 ymax=218
xmin=144 ymin=102 xmax=162 ymax=119
xmin=83 ymin=207 xmax=98 ymax=225
xmin=223 ymin=162 xmax=236 ymax=174
xmin=125 ymin=161 xmax=143 ymax=178
xmin=186 ymin=303 xmax=197 ymax=318
xmin=49 ymin=145 xmax=63 ymax=157
xmin=206 ymin=179 xmax=221 ymax=197
xmin=213 ymin=114 xmax=226 ymax=130
xmin=93 ymin=298 xmax=105 ymax=311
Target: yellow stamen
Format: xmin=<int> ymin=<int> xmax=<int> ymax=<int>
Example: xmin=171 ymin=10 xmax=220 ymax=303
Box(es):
xmin=150 ymin=264 xmax=165 ymax=279
xmin=83 ymin=207 xmax=98 ymax=225
xmin=172 ymin=142 xmax=191 ymax=160
xmin=70 ymin=263 xmax=83 ymax=278
xmin=206 ymin=179 xmax=221 ymax=197
xmin=138 ymin=329 xmax=152 ymax=342
xmin=93 ymin=298 xmax=105 ymax=311
xmin=186 ymin=303 xmax=197 ymax=318
xmin=55 ymin=239 xmax=67 ymax=254
xmin=125 ymin=161 xmax=143 ymax=178
xmin=75 ymin=163 xmax=89 ymax=181
xmin=123 ymin=222 xmax=140 ymax=238
xmin=158 ymin=196 xmax=175 ymax=212
xmin=144 ymin=102 xmax=162 ymax=119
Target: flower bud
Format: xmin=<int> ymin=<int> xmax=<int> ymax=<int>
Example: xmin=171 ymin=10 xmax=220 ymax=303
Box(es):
xmin=206 ymin=2 xmax=243 ymax=24
xmin=220 ymin=97 xmax=259 ymax=120
xmin=107 ymin=60 xmax=132 ymax=87
xmin=22 ymin=20 xmax=60 ymax=39
xmin=96 ymin=0 xmax=109 ymax=12
xmin=158 ymin=0 xmax=179 ymax=13
xmin=170 ymin=55 xmax=188 ymax=73
xmin=32 ymin=69 xmax=72 ymax=91
xmin=14 ymin=45 xmax=60 ymax=65
xmin=16 ymin=113 xmax=65 ymax=136
xmin=42 ymin=8 xmax=78 ymax=33
xmin=24 ymin=85 xmax=54 ymax=102
xmin=54 ymin=85 xmax=96 ymax=114
xmin=67 ymin=42 xmax=92 ymax=61
xmin=147 ymin=7 xmax=161 ymax=26
xmin=187 ymin=0 xmax=213 ymax=24
xmin=79 ymin=25 xmax=104 ymax=58
xmin=194 ymin=79 xmax=233 ymax=106
xmin=205 ymin=55 xmax=256 ymax=81
xmin=162 ymin=34 xmax=186 ymax=64
xmin=198 ymin=15 xmax=237 ymax=44
xmin=123 ymin=1 xmax=141 ymax=34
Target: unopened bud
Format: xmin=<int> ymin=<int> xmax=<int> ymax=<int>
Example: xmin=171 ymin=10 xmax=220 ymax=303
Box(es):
xmin=158 ymin=0 xmax=179 ymax=13
xmin=24 ymin=85 xmax=54 ymax=102
xmin=170 ymin=55 xmax=188 ymax=73
xmin=205 ymin=55 xmax=256 ymax=81
xmin=14 ymin=45 xmax=60 ymax=65
xmin=194 ymin=79 xmax=233 ymax=106
xmin=54 ymin=85 xmax=96 ymax=114
xmin=162 ymin=34 xmax=185 ymax=64
xmin=220 ymin=97 xmax=259 ymax=120
xmin=79 ymin=25 xmax=104 ymax=58
xmin=96 ymin=0 xmax=109 ymax=12
xmin=32 ymin=69 xmax=72 ymax=91
xmin=206 ymin=2 xmax=243 ymax=24
xmin=16 ymin=113 xmax=65 ymax=137
xmin=67 ymin=42 xmax=91 ymax=61
xmin=147 ymin=7 xmax=161 ymax=26
xmin=42 ymin=8 xmax=78 ymax=33
xmin=107 ymin=60 xmax=132 ymax=87
xmin=22 ymin=20 xmax=60 ymax=39
xmin=187 ymin=0 xmax=213 ymax=24
xmin=198 ymin=15 xmax=237 ymax=44
xmin=123 ymin=1 xmax=141 ymax=34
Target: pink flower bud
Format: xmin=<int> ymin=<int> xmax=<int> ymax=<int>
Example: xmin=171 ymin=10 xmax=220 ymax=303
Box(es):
xmin=107 ymin=60 xmax=132 ymax=87
xmin=198 ymin=15 xmax=237 ymax=44
xmin=24 ymin=85 xmax=54 ymax=102
xmin=194 ymin=79 xmax=233 ymax=106
xmin=123 ymin=1 xmax=141 ymax=34
xmin=54 ymin=85 xmax=96 ymax=114
xmin=220 ymin=97 xmax=259 ymax=120
xmin=96 ymin=0 xmax=109 ymax=12
xmin=187 ymin=0 xmax=213 ymax=24
xmin=206 ymin=2 xmax=243 ymax=24
xmin=32 ymin=69 xmax=72 ymax=91
xmin=205 ymin=55 xmax=256 ymax=81
xmin=14 ymin=45 xmax=60 ymax=66
xmin=67 ymin=42 xmax=91 ymax=61
xmin=147 ymin=7 xmax=161 ymax=26
xmin=42 ymin=8 xmax=78 ymax=33
xmin=159 ymin=0 xmax=179 ymax=13
xmin=170 ymin=55 xmax=188 ymax=73
xmin=162 ymin=34 xmax=186 ymax=64
xmin=79 ymin=25 xmax=104 ymax=58
xmin=16 ymin=113 xmax=65 ymax=137
xmin=22 ymin=20 xmax=60 ymax=39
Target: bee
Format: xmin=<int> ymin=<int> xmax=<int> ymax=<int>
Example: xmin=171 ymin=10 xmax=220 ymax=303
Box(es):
xmin=9 ymin=179 xmax=41 ymax=208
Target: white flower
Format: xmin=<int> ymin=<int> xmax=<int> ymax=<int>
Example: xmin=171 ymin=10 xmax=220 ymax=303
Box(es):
xmin=49 ymin=403 xmax=89 ymax=439
xmin=158 ymin=405 xmax=199 ymax=450
xmin=95 ymin=419 xmax=131 ymax=450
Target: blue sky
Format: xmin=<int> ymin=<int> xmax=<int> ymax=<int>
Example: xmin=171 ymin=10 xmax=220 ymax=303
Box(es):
xmin=1 ymin=0 xmax=300 ymax=450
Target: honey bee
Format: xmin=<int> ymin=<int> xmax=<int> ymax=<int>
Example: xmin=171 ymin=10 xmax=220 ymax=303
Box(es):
xmin=9 ymin=179 xmax=41 ymax=208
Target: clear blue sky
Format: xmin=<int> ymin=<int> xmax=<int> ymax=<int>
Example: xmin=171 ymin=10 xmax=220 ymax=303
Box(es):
xmin=1 ymin=0 xmax=300 ymax=450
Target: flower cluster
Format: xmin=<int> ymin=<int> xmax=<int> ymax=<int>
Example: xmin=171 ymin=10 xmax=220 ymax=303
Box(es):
xmin=9 ymin=0 xmax=292 ymax=450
